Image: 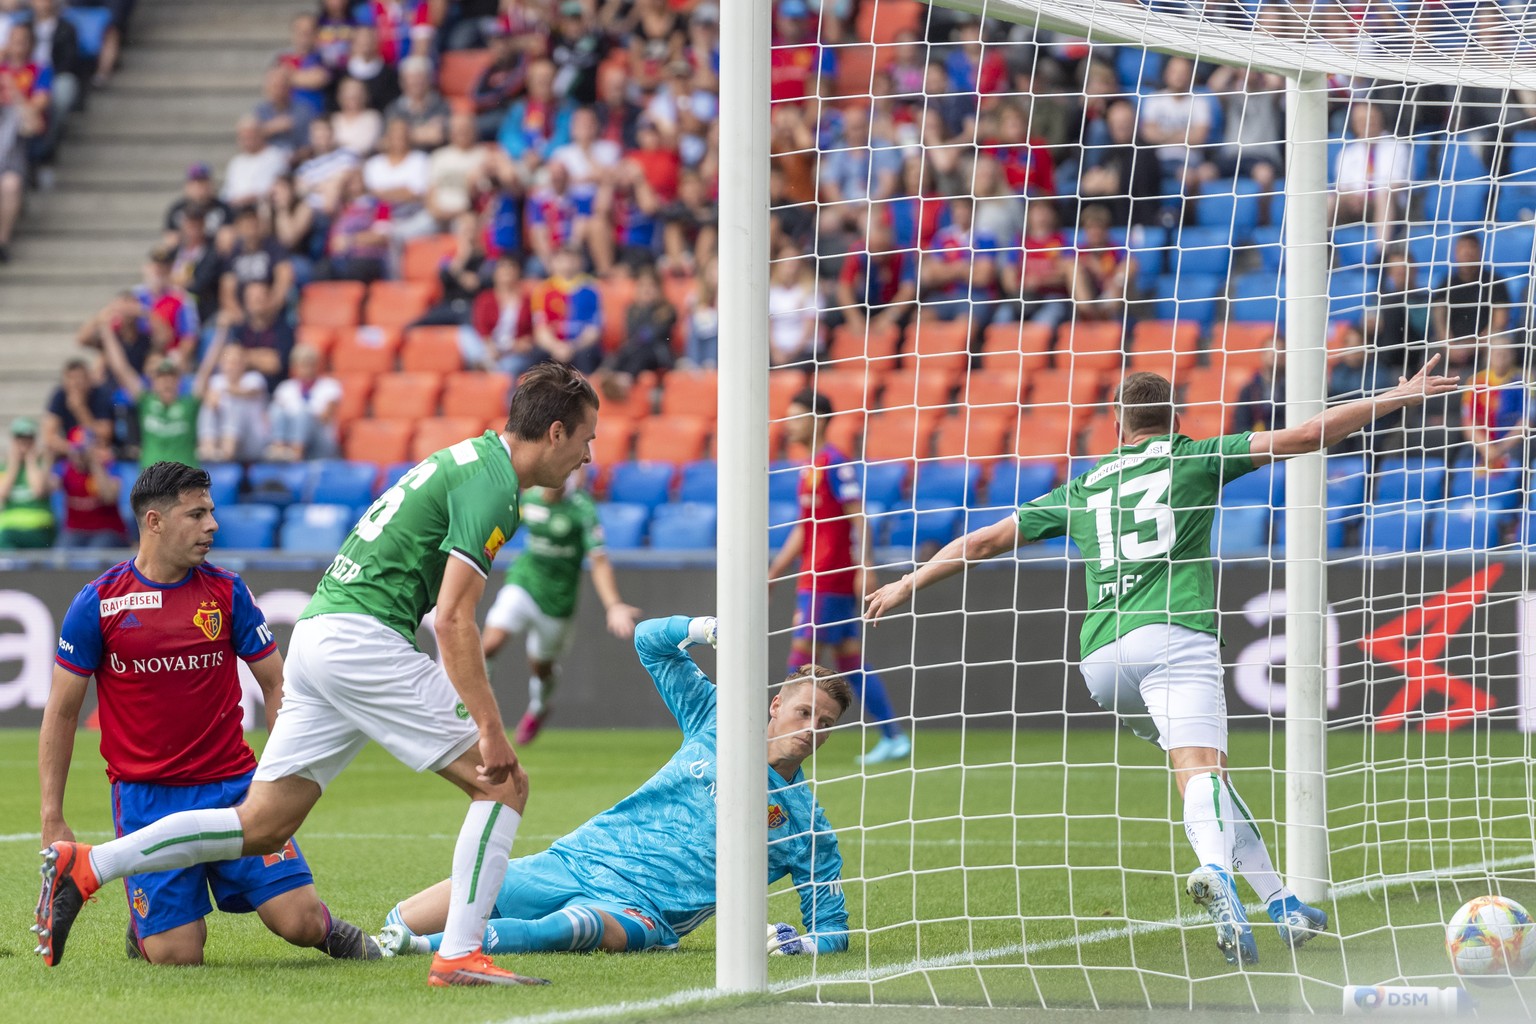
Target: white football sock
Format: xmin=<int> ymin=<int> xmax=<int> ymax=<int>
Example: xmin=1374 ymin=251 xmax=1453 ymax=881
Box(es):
xmin=528 ymin=673 xmax=549 ymax=716
xmin=1225 ymin=778 xmax=1292 ymax=906
xmin=1181 ymin=772 xmax=1235 ymax=872
xmin=438 ymin=802 xmax=520 ymax=959
xmin=89 ymin=808 xmax=244 ymax=883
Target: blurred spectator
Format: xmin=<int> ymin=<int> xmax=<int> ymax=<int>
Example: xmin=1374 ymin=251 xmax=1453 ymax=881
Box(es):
xmin=1079 ymin=99 xmax=1165 ymax=228
xmin=332 ymin=76 xmax=383 ymax=157
xmin=1433 ymin=232 xmax=1511 ymax=373
xmin=622 ymin=0 xmax=687 ymax=96
xmin=499 ymin=58 xmax=573 ymax=162
xmin=410 ymin=216 xmax=488 ymax=329
xmin=1231 ymin=348 xmax=1286 ymax=433
xmin=819 ymin=105 xmax=900 ymax=205
xmin=682 ymin=256 xmax=718 ymax=369
xmin=1327 ymin=329 xmax=1391 ymax=401
xmin=134 ymin=244 xmax=201 ymax=356
xmin=386 ymin=55 xmax=449 ymax=150
xmin=359 ymin=0 xmax=437 ymax=65
xmin=253 ymin=63 xmax=317 ymax=155
xmin=315 ymin=0 xmax=358 ymax=76
xmin=276 ymin=12 xmax=333 ymax=113
xmin=1200 ymin=66 xmax=1284 ymax=192
xmin=767 ymin=250 xmax=820 ymax=367
xmin=553 ymin=107 xmax=621 ymax=187
xmin=70 ymin=0 xmax=124 ymax=86
xmin=836 ymin=211 xmax=917 ymax=332
xmin=0 ymin=416 xmax=56 ymax=549
xmin=164 ymin=161 xmax=233 ymax=240
xmin=591 ymin=60 xmax=640 ymax=151
xmin=341 ymin=24 xmax=400 ymax=110
xmin=603 ymin=264 xmax=676 ymax=383
xmin=466 ymin=254 xmax=536 ymax=373
xmin=25 ymin=1 xmax=80 ymax=180
xmin=470 ymin=22 xmax=525 ymax=141
xmin=427 ymin=111 xmax=489 ymax=224
xmin=1072 ymin=205 xmax=1133 ymax=322
xmin=627 ymin=116 xmax=680 ymax=203
xmin=685 ymin=2 xmax=719 ymax=89
xmin=363 ymin=116 xmax=435 ymax=237
xmin=921 ymin=196 xmax=997 ymax=324
xmin=1332 ymin=102 xmax=1411 ymax=231
xmin=1137 ymin=57 xmax=1212 ymax=189
xmin=971 ymin=155 xmax=1024 ymax=245
xmin=56 ymin=428 xmax=126 ymax=549
xmin=549 ymin=0 xmax=608 ymax=105
xmin=197 ymin=345 xmax=270 ymax=463
xmin=527 ymin=159 xmax=597 ymax=272
xmin=295 ymin=117 xmax=358 ymax=213
xmin=322 ymin=167 xmax=391 ymax=281
xmin=1365 ymin=246 xmax=1430 ymax=376
xmin=532 ymin=247 xmax=604 ymax=373
xmin=600 ymin=158 xmax=662 ymax=273
xmin=219 ymin=205 xmax=294 ymax=322
xmin=41 ymin=358 xmax=114 ymax=458
xmin=270 ymin=176 xmax=321 ymax=278
xmin=77 ymin=292 xmax=170 ymax=376
xmin=0 ymin=68 xmax=27 ymax=261
xmin=267 ymin=344 xmax=341 ymax=461
xmin=768 ymin=0 xmax=818 ymax=103
xmin=233 ymin=280 xmax=295 ymax=382
xmin=982 ymin=101 xmax=1056 ymax=198
xmin=443 ymin=0 xmax=500 ymax=51
xmin=1002 ymin=201 xmax=1074 ymax=330
xmin=99 ymin=319 xmax=221 ymax=470
xmin=222 ymin=115 xmax=287 ymax=206
xmin=647 ymin=59 xmax=717 ymax=151
xmin=658 ymin=167 xmax=714 ymax=275
xmin=0 ymin=19 xmax=48 ymax=187
xmin=169 ymin=206 xmax=224 ymax=325
xmin=1462 ymin=341 xmax=1528 ymax=470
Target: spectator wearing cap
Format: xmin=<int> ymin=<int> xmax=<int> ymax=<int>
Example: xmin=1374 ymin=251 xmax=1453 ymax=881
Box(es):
xmin=197 ymin=345 xmax=271 ymax=463
xmin=340 ymin=24 xmax=400 ymax=111
xmin=98 ymin=315 xmax=222 ymax=470
xmin=267 ymin=343 xmax=342 ymax=460
xmin=363 ymin=116 xmax=436 ymax=238
xmin=531 ymin=247 xmax=604 ymax=374
xmin=222 ymin=115 xmax=288 ymax=206
xmin=469 ymin=19 xmax=525 ymax=142
xmin=276 ymin=12 xmax=333 ymax=114
xmin=0 ymin=416 xmax=56 ymax=549
xmin=253 ymin=63 xmax=318 ymax=155
xmin=56 ymin=427 xmax=127 ymax=549
xmin=548 ymin=0 xmax=608 ymax=105
xmin=427 ymin=111 xmax=490 ymax=225
xmin=332 ymin=75 xmax=383 ymax=157
xmin=322 ymin=167 xmax=391 ymax=282
xmin=164 ymin=161 xmax=233 ymax=241
xmin=169 ymin=205 xmax=225 ymax=326
xmin=41 ymin=358 xmax=114 ymax=459
xmin=498 ymin=58 xmax=573 ymax=163
xmin=385 ymin=55 xmax=449 ymax=150
xmin=219 ymin=204 xmax=294 ymax=323
xmin=134 ymin=244 xmax=201 ymax=357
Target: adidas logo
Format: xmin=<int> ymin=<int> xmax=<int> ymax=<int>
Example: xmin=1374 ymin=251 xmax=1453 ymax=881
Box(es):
xmin=121 ymin=612 xmax=143 ymax=630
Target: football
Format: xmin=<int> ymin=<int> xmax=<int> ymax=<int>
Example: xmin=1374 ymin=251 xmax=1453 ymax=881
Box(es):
xmin=1445 ymin=895 xmax=1536 ymax=985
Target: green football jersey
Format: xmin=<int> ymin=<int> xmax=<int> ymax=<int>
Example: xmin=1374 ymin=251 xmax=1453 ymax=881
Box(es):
xmin=304 ymin=430 xmax=521 ymax=644
xmin=1015 ymin=433 xmax=1258 ymax=658
xmin=138 ymin=393 xmax=200 ymax=469
xmin=505 ymin=487 xmax=605 ymax=619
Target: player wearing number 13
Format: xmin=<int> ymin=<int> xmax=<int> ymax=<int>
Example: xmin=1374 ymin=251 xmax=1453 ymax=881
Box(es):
xmin=866 ymin=358 xmax=1460 ymax=967
xmin=37 ymin=363 xmax=602 ymax=989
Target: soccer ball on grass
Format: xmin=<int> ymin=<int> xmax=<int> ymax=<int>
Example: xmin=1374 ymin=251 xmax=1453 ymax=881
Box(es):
xmin=1445 ymin=895 xmax=1536 ymax=986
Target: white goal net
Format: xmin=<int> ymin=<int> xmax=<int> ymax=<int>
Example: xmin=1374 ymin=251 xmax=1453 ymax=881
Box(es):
xmin=746 ymin=0 xmax=1536 ymax=1013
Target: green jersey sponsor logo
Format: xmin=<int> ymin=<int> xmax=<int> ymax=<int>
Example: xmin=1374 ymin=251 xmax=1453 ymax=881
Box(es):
xmin=505 ymin=487 xmax=604 ymax=620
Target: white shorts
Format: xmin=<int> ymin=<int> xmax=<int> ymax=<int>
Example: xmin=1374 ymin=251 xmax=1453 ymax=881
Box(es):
xmin=484 ymin=584 xmax=575 ymax=662
xmin=1078 ymin=623 xmax=1227 ymax=753
xmin=254 ymin=613 xmax=479 ymax=791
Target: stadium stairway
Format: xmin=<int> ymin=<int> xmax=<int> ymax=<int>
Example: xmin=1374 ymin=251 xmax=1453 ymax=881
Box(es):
xmin=0 ymin=0 xmax=287 ymax=419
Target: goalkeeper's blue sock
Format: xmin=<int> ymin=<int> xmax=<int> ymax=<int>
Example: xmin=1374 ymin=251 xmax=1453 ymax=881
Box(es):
xmin=483 ymin=906 xmax=607 ymax=953
xmin=838 ymin=654 xmax=902 ymax=739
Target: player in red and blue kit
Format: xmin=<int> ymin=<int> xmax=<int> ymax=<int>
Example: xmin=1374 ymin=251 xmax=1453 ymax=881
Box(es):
xmin=36 ymin=461 xmax=378 ymax=966
xmin=770 ymin=390 xmax=910 ymax=765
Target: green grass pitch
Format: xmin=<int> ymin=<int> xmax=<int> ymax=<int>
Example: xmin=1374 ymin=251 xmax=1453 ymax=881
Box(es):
xmin=4 ymin=726 xmax=1536 ymax=1022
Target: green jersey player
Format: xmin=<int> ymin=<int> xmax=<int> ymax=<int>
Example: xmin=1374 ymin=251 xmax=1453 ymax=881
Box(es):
xmin=866 ymin=358 xmax=1459 ymax=967
xmin=37 ymin=363 xmax=601 ymax=989
xmin=483 ymin=473 xmax=640 ymax=745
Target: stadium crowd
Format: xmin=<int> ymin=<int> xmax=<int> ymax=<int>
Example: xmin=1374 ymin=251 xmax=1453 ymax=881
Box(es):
xmin=2 ymin=0 xmax=1534 ymax=553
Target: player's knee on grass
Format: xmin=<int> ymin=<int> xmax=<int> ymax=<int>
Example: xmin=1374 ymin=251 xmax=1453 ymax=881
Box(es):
xmin=596 ymin=910 xmax=638 ymax=952
xmin=141 ymin=921 xmax=208 ymax=966
xmin=258 ymin=887 xmax=330 ymax=948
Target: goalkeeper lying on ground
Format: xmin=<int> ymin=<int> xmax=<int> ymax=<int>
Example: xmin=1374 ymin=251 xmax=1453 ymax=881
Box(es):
xmin=376 ymin=615 xmax=851 ymax=958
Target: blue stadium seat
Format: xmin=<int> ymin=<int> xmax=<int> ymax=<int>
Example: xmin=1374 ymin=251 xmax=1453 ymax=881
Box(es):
xmin=1127 ymin=224 xmax=1170 ymax=294
xmin=1495 ymin=185 xmax=1536 ymax=224
xmin=1437 ymin=505 xmax=1500 ymax=551
xmin=1192 ymin=181 xmax=1262 ymax=243
xmin=1511 ymin=130 xmax=1536 ymax=175
xmin=1374 ymin=456 xmax=1446 ymax=504
xmin=862 ymin=461 xmax=909 ymax=508
xmin=987 ymin=459 xmax=1059 ymax=507
xmin=280 ymin=504 xmax=355 ymax=554
xmin=911 ymin=460 xmax=981 ymax=506
xmin=63 ymin=6 xmax=113 ymax=57
xmin=306 ymin=460 xmax=378 ymax=507
xmin=1363 ymin=502 xmax=1431 ymax=553
xmin=217 ymin=504 xmax=280 ymax=549
xmin=597 ymin=502 xmax=649 ymax=550
xmin=1331 ymin=224 xmax=1380 ymax=269
xmin=1420 ymin=180 xmax=1491 ymax=224
xmin=1436 ymin=138 xmax=1490 ymax=181
xmin=768 ymin=500 xmax=800 ymax=551
xmin=1214 ymin=506 xmax=1270 ymax=555
xmin=1487 ymin=222 xmax=1536 ymax=273
xmin=1328 ymin=266 xmax=1378 ymax=325
xmin=649 ymin=502 xmax=717 ymax=550
xmin=1069 ymin=456 xmax=1098 ymax=481
xmin=1222 ymin=462 xmax=1284 ymax=507
xmin=246 ymin=463 xmax=309 ymax=507
xmin=768 ymin=460 xmax=801 ymax=505
xmin=1116 ymin=48 xmax=1165 ymax=89
xmin=678 ymin=460 xmax=719 ymax=504
xmin=609 ymin=462 xmax=675 ymax=509
xmin=886 ymin=501 xmax=962 ymax=550
xmin=377 ymin=461 xmax=414 ymax=497
xmin=1447 ymin=461 xmax=1522 ymax=510
xmin=1174 ymin=227 xmax=1233 ymax=277
xmin=111 ymin=463 xmax=139 ymax=525
xmin=1403 ymin=222 xmax=1463 ymax=269
xmin=1248 ymin=224 xmax=1284 ymax=273
xmin=204 ymin=463 xmax=242 ymax=507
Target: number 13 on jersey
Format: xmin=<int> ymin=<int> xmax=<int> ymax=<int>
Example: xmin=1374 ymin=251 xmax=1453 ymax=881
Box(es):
xmin=1085 ymin=468 xmax=1176 ymax=570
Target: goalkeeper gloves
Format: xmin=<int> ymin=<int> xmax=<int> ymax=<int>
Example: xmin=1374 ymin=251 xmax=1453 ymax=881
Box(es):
xmin=687 ymin=616 xmax=718 ymax=649
xmin=766 ymin=922 xmax=813 ymax=956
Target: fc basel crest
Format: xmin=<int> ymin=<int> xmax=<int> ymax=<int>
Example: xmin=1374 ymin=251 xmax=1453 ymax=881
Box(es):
xmin=767 ymin=804 xmax=788 ymax=830
xmin=131 ymin=887 xmax=150 ymax=918
xmin=192 ymin=600 xmax=223 ymax=641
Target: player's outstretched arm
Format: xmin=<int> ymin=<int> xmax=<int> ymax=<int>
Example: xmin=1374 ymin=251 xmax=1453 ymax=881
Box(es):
xmin=634 ymin=615 xmax=718 ymax=737
xmin=865 ymin=515 xmax=1022 ymax=623
xmin=1249 ymin=353 xmax=1460 ymax=465
xmin=38 ymin=666 xmax=90 ymax=847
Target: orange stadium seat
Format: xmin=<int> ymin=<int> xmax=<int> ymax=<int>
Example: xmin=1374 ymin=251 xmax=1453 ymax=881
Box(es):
xmin=591 ymin=419 xmax=637 ymax=471
xmin=963 ymin=367 xmax=1024 ymax=409
xmin=832 ymin=43 xmax=874 ymax=99
xmin=933 ymin=409 xmax=1015 ymax=460
xmin=1081 ymin=413 xmax=1122 ymax=458
xmin=857 ymin=0 xmax=923 ymax=44
xmin=662 ymin=274 xmax=696 ymax=337
xmin=978 ymin=321 xmax=1054 ymax=374
xmin=1211 ymin=323 xmax=1276 ymax=374
xmin=1027 ymin=366 xmax=1105 ymax=409
xmin=906 ymin=318 xmax=970 ymax=375
xmin=438 ymin=49 xmax=492 ymax=98
xmin=1058 ymin=320 xmax=1125 ymax=373
xmin=1014 ymin=408 xmax=1078 ymax=460
xmin=401 ymin=234 xmax=458 ymax=285
xmin=596 ymin=276 xmax=637 ymax=353
xmin=400 ymin=326 xmax=464 ymax=373
xmin=411 ymin=417 xmax=483 ymax=461
xmin=441 ymin=372 xmax=512 ymax=421
xmin=330 ymin=326 xmax=402 ymax=374
xmin=635 ymin=415 xmax=710 ymax=463
xmin=607 ymin=369 xmax=659 ymax=423
xmin=862 ymin=407 xmax=941 ymax=463
xmin=770 ymin=370 xmax=808 ymax=419
xmin=365 ymin=281 xmax=435 ymax=330
xmin=660 ymin=369 xmax=719 ymax=420
xmin=821 ymin=410 xmax=865 ymax=457
xmin=805 ymin=367 xmax=872 ymax=416
xmin=1128 ymin=320 xmax=1202 ymax=379
xmin=331 ymin=373 xmax=375 ymax=428
xmin=344 ymin=419 xmax=412 ymax=464
xmin=1179 ymin=403 xmax=1227 ymax=439
xmin=299 ymin=281 xmax=365 ymax=329
xmin=370 ymin=372 xmax=443 ymax=421
xmin=877 ymin=365 xmax=957 ymax=411
xmin=1181 ymin=365 xmax=1248 ymax=407
xmin=295 ymin=325 xmax=338 ymax=359
xmin=826 ymin=319 xmax=901 ymax=367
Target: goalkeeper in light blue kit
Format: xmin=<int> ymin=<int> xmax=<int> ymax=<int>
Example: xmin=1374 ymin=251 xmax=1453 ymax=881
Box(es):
xmin=376 ymin=615 xmax=851 ymax=958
